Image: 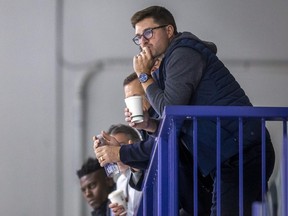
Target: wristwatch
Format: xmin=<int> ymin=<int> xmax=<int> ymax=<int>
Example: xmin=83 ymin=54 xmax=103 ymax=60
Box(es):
xmin=138 ymin=73 xmax=152 ymax=83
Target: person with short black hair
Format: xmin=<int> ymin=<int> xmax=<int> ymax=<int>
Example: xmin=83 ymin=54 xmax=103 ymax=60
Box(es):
xmin=77 ymin=158 xmax=115 ymax=216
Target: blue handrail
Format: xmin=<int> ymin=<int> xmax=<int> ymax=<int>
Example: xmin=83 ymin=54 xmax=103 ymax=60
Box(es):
xmin=137 ymin=106 xmax=288 ymax=216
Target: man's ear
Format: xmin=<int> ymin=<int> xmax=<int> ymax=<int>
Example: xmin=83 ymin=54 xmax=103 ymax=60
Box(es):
xmin=128 ymin=140 xmax=133 ymax=144
xmin=166 ymin=25 xmax=175 ymax=38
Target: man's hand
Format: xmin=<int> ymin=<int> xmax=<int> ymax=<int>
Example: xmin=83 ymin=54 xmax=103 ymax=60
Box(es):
xmin=133 ymin=47 xmax=154 ymax=75
xmin=124 ymin=107 xmax=158 ymax=133
xmin=93 ymin=131 xmax=121 ymax=166
xmin=109 ymin=203 xmax=127 ymax=216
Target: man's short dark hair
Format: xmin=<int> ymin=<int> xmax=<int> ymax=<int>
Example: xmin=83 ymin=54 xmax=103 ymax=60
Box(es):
xmin=76 ymin=157 xmax=103 ymax=179
xmin=131 ymin=5 xmax=178 ymax=35
xmin=123 ymin=72 xmax=138 ymax=87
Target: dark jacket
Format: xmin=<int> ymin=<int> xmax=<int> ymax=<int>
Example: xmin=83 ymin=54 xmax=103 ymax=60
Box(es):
xmin=119 ymin=107 xmax=158 ymax=170
xmin=120 ymin=134 xmax=155 ymax=169
xmin=91 ymin=199 xmax=111 ymax=216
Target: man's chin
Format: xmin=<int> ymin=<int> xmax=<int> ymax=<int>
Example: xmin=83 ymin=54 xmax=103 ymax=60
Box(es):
xmin=89 ymin=200 xmax=99 ymax=209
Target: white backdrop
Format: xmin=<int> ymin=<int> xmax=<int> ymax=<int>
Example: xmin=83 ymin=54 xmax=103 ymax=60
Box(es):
xmin=0 ymin=1 xmax=287 ymax=216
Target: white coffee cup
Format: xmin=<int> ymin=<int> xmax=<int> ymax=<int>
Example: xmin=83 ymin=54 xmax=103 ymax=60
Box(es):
xmin=108 ymin=189 xmax=127 ymax=211
xmin=124 ymin=95 xmax=144 ymax=123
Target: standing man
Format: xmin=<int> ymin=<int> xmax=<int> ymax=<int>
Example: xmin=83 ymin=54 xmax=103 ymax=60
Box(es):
xmin=129 ymin=5 xmax=275 ymax=216
xmin=95 ymin=72 xmax=212 ymax=215
xmin=77 ymin=158 xmax=115 ymax=216
xmin=94 ymin=72 xmax=158 ymax=171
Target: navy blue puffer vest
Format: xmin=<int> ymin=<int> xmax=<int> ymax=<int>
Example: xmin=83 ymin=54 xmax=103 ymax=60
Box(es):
xmin=157 ymin=37 xmax=271 ymax=175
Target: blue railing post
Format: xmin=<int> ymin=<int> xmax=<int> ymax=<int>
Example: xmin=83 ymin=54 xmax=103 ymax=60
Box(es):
xmin=193 ymin=117 xmax=198 ymax=216
xmin=216 ymin=117 xmax=222 ymax=216
xmin=282 ymin=120 xmax=288 ymax=216
xmin=261 ymin=118 xmax=267 ymax=215
xmin=168 ymin=119 xmax=178 ymax=216
xmin=157 ymin=117 xmax=179 ymax=216
xmin=239 ymin=117 xmax=244 ymax=216
xmin=157 ymin=136 xmax=168 ymax=216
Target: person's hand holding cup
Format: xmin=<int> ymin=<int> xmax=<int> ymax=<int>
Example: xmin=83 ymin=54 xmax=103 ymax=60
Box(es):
xmin=108 ymin=189 xmax=127 ymax=216
xmin=124 ymin=95 xmax=143 ymax=123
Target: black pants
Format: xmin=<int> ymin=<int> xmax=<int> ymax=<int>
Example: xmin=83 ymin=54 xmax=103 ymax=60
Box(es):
xmin=178 ymin=141 xmax=213 ymax=216
xmin=178 ymin=141 xmax=275 ymax=216
xmin=210 ymin=143 xmax=275 ymax=216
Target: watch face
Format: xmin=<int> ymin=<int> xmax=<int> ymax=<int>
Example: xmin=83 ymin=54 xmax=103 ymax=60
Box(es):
xmin=139 ymin=73 xmax=148 ymax=83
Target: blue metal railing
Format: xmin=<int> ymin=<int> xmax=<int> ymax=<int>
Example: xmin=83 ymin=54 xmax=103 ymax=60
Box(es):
xmin=137 ymin=106 xmax=288 ymax=216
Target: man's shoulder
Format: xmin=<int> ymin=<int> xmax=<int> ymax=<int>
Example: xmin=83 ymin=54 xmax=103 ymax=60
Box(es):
xmin=170 ymin=32 xmax=217 ymax=54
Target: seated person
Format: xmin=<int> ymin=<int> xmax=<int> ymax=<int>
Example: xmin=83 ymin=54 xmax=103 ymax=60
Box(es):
xmin=76 ymin=157 xmax=115 ymax=216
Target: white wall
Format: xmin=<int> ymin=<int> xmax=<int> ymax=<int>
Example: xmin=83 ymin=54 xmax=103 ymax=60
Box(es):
xmin=0 ymin=1 xmax=57 ymax=216
xmin=0 ymin=1 xmax=287 ymax=216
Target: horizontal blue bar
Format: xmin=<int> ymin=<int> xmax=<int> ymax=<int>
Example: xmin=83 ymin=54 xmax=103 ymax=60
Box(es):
xmin=163 ymin=106 xmax=288 ymax=119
